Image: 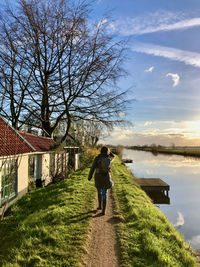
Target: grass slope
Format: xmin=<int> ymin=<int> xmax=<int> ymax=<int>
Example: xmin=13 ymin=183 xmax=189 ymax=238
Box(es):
xmin=111 ymin=157 xmax=197 ymax=267
xmin=0 ymin=168 xmax=96 ymax=266
xmin=0 ymin=155 xmax=197 ymax=267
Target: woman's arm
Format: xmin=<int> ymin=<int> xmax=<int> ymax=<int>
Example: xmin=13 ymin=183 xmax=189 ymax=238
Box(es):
xmin=109 ymin=151 xmax=115 ymax=161
xmin=88 ymin=157 xmax=97 ymax=181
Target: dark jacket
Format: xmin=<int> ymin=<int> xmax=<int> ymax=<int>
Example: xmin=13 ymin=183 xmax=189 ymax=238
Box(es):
xmin=88 ymin=152 xmax=115 ymax=189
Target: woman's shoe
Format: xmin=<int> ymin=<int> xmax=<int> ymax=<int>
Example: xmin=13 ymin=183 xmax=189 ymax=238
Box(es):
xmin=102 ymin=199 xmax=107 ymax=215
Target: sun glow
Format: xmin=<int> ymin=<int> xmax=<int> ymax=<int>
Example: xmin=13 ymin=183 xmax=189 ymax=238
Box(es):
xmin=103 ymin=120 xmax=200 ymax=146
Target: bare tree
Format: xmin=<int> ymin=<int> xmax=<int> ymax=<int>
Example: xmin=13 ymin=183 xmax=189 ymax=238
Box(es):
xmin=0 ymin=0 xmax=129 ymax=138
xmin=73 ymin=119 xmax=104 ymax=147
xmin=0 ymin=18 xmax=33 ymax=129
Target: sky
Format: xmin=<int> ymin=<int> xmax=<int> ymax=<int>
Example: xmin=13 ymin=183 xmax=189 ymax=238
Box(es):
xmin=1 ymin=0 xmax=200 ymax=146
xmin=92 ymin=0 xmax=200 ymax=146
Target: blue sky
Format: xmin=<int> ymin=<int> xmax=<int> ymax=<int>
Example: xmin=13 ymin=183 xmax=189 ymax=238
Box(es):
xmin=92 ymin=0 xmax=200 ymax=146
xmin=1 ymin=0 xmax=200 ymax=146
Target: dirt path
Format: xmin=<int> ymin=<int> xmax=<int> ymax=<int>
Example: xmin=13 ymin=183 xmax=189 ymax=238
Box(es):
xmin=82 ymin=190 xmax=120 ymax=267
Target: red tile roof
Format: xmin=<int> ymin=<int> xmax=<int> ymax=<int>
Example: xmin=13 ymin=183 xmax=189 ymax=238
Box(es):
xmin=0 ymin=117 xmax=34 ymax=157
xmin=0 ymin=116 xmax=55 ymax=157
xmin=19 ymin=132 xmax=55 ymax=152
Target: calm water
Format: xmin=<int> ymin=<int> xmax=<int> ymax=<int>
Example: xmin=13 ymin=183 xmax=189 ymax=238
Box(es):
xmin=123 ymin=149 xmax=200 ymax=250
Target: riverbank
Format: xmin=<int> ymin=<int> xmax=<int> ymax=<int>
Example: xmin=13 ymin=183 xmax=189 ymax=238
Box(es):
xmin=0 ymin=155 xmax=197 ymax=266
xmin=131 ymin=146 xmax=200 ymax=157
xmin=111 ymin=156 xmax=196 ymax=266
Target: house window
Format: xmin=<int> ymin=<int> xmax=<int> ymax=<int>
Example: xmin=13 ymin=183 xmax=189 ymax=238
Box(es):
xmin=28 ymin=155 xmax=43 ymax=188
xmin=1 ymin=159 xmax=17 ymax=204
xmin=28 ymin=156 xmax=37 ymax=179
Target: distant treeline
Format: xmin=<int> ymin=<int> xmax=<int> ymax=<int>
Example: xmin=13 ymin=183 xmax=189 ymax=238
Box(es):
xmin=126 ymin=145 xmax=200 ymax=158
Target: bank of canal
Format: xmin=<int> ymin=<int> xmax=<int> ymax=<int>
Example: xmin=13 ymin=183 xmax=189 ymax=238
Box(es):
xmin=123 ymin=148 xmax=200 ymax=251
xmin=0 ymin=154 xmax=196 ymax=266
xmin=111 ymin=156 xmax=196 ymax=266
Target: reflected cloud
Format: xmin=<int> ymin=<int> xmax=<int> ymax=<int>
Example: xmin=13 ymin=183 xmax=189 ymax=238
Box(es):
xmin=174 ymin=211 xmax=184 ymax=227
xmin=146 ymin=170 xmax=154 ymax=175
xmin=188 ymin=235 xmax=200 ymax=248
xmin=132 ymin=153 xmax=200 ymax=169
xmin=123 ymin=149 xmax=200 ymax=249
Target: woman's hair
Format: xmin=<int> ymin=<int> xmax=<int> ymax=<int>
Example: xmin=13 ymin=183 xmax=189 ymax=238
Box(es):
xmin=101 ymin=146 xmax=110 ymax=155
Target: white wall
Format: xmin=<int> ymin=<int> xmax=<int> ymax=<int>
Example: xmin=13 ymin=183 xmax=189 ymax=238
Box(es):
xmin=42 ymin=153 xmax=51 ymax=186
xmin=17 ymin=154 xmax=29 ymax=196
xmin=0 ymin=151 xmax=67 ymax=215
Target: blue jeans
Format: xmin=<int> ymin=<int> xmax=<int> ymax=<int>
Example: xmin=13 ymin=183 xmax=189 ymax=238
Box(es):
xmin=98 ymin=189 xmax=108 ymax=200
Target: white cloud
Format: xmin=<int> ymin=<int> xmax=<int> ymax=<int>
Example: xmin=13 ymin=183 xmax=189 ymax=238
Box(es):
xmin=109 ymin=11 xmax=200 ymax=36
xmin=145 ymin=66 xmax=154 ymax=72
xmin=118 ymin=112 xmax=126 ymax=117
xmin=144 ymin=121 xmax=153 ymax=126
xmin=100 ymin=120 xmax=200 ymax=146
xmin=97 ymin=18 xmax=107 ymax=28
xmin=106 ymin=128 xmax=134 ymax=142
xmin=131 ymin=42 xmax=200 ymax=68
xmin=166 ymin=73 xmax=180 ymax=87
xmin=174 ymin=211 xmax=184 ymax=227
xmin=140 ymin=120 xmax=200 ymax=138
xmin=101 ymin=131 xmax=200 ymax=146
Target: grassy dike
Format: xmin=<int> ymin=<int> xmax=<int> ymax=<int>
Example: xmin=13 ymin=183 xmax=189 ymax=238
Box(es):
xmin=0 ymin=154 xmax=197 ymax=266
xmin=111 ymin=156 xmax=197 ymax=267
xmin=0 ymin=168 xmax=96 ymax=266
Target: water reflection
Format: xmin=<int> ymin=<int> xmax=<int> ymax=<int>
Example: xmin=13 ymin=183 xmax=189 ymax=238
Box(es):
xmin=151 ymin=151 xmax=159 ymax=156
xmin=189 ymin=235 xmax=200 ymax=249
xmin=123 ymin=149 xmax=200 ymax=250
xmin=174 ymin=211 xmax=184 ymax=228
xmin=145 ymin=190 xmax=170 ymax=205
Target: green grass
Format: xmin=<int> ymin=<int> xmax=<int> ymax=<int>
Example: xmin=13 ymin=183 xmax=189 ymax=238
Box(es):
xmin=0 ymin=156 xmax=197 ymax=266
xmin=0 ymin=168 xmax=96 ymax=266
xmin=111 ymin=157 xmax=197 ymax=267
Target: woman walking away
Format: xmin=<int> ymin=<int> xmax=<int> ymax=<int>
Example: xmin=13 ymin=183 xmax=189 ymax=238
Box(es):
xmin=88 ymin=146 xmax=115 ymax=215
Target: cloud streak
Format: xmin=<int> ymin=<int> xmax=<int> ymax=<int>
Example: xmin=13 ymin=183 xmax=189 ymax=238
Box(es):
xmin=102 ymin=130 xmax=200 ymax=146
xmin=109 ymin=11 xmax=200 ymax=36
xmin=145 ymin=66 xmax=154 ymax=72
xmin=118 ymin=112 xmax=126 ymax=117
xmin=131 ymin=42 xmax=200 ymax=68
xmin=101 ymin=120 xmax=200 ymax=146
xmin=144 ymin=121 xmax=153 ymax=126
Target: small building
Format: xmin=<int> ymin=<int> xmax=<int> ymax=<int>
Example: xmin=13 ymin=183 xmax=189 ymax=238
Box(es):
xmin=0 ymin=116 xmax=81 ymax=216
xmin=0 ymin=116 xmax=64 ymax=216
xmin=19 ymin=131 xmax=58 ymax=187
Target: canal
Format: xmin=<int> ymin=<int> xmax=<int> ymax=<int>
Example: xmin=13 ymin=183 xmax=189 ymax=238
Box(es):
xmin=123 ymin=148 xmax=200 ymax=250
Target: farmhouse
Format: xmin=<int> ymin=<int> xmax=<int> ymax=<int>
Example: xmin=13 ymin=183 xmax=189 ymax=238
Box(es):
xmin=0 ymin=116 xmax=67 ymax=216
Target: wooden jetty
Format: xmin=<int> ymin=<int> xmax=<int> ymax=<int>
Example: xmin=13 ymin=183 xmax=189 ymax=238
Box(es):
xmin=133 ymin=178 xmax=170 ymax=204
xmin=122 ymin=159 xmax=133 ymax=163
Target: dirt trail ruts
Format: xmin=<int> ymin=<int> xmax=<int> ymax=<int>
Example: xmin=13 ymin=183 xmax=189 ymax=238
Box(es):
xmin=82 ymin=190 xmax=120 ymax=267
